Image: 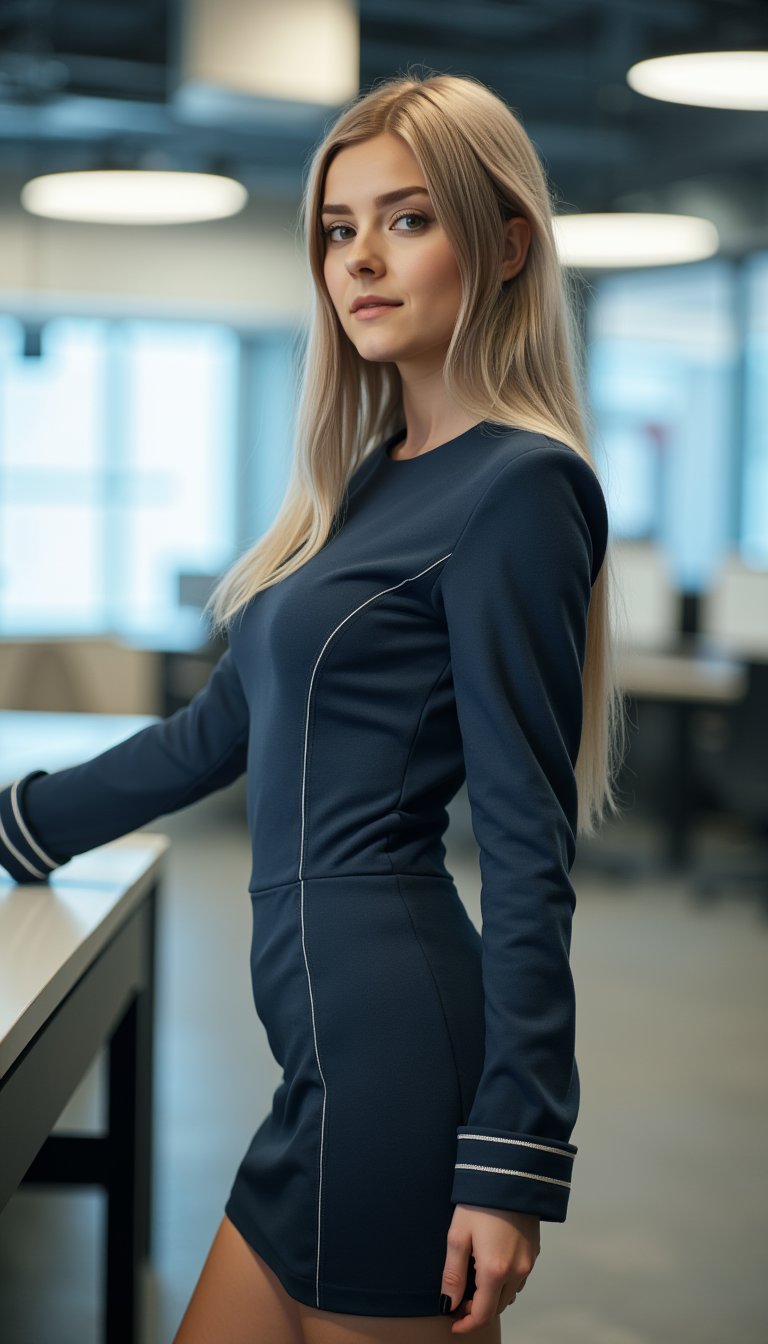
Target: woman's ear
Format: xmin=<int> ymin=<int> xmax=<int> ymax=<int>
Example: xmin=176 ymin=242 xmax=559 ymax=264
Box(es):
xmin=501 ymin=216 xmax=531 ymax=282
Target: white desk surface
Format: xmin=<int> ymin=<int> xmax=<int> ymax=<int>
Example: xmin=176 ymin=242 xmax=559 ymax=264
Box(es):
xmin=615 ymin=646 xmax=748 ymax=702
xmin=0 ymin=833 xmax=169 ymax=1079
xmin=0 ymin=710 xmax=169 ymax=1079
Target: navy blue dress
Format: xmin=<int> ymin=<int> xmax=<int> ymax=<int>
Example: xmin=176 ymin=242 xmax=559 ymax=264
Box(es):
xmin=0 ymin=421 xmax=608 ymax=1317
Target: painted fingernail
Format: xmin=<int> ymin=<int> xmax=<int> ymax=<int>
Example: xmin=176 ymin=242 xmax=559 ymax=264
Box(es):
xmin=440 ymin=1293 xmax=453 ymax=1314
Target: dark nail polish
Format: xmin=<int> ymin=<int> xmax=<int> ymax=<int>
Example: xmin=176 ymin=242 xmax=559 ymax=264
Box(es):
xmin=440 ymin=1293 xmax=453 ymax=1314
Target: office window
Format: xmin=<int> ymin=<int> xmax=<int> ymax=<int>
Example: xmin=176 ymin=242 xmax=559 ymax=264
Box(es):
xmin=742 ymin=253 xmax=768 ymax=566
xmin=0 ymin=317 xmax=105 ymax=629
xmin=0 ymin=316 xmax=239 ymax=636
xmin=120 ymin=321 xmax=237 ymax=625
xmin=587 ymin=260 xmax=738 ymax=590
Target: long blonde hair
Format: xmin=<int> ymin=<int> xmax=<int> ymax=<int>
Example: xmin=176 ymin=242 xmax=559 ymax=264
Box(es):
xmin=205 ymin=70 xmax=628 ymax=836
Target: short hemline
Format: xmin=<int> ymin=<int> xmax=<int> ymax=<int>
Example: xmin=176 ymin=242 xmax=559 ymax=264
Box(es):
xmin=223 ymin=1192 xmax=446 ymax=1318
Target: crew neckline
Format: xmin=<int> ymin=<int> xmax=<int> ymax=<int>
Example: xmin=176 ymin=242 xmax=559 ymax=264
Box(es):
xmin=382 ymin=419 xmax=493 ymax=464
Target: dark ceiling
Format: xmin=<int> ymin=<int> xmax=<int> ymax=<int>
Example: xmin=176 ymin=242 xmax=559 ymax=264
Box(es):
xmin=0 ymin=0 xmax=766 ymax=251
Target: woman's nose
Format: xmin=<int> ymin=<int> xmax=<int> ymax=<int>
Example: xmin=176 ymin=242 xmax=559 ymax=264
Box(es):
xmin=347 ymin=256 xmax=381 ymax=276
xmin=345 ymin=233 xmax=384 ymax=275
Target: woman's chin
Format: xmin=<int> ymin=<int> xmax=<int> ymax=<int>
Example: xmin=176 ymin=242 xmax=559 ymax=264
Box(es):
xmin=352 ymin=339 xmax=402 ymax=363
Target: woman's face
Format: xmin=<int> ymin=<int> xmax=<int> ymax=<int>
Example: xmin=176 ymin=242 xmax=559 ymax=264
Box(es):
xmin=321 ymin=132 xmax=463 ymax=373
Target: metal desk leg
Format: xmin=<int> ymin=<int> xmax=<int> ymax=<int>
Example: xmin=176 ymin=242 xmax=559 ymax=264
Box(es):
xmin=104 ymin=880 xmax=157 ymax=1344
xmin=13 ymin=878 xmax=159 ymax=1344
xmin=664 ymin=701 xmax=694 ymax=871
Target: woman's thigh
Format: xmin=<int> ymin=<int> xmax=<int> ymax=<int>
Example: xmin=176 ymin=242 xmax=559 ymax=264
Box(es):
xmin=297 ymin=1302 xmax=502 ymax=1344
xmin=171 ymin=1214 xmax=304 ymax=1344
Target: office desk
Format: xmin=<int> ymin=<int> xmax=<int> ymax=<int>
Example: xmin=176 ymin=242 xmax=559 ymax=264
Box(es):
xmin=0 ymin=710 xmax=168 ymax=1344
xmin=0 ymin=837 xmax=168 ymax=1344
xmin=615 ymin=643 xmax=747 ymax=870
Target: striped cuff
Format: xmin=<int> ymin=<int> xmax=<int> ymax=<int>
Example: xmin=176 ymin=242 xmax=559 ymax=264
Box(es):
xmin=0 ymin=771 xmax=66 ymax=884
xmin=450 ymin=1127 xmax=578 ymax=1223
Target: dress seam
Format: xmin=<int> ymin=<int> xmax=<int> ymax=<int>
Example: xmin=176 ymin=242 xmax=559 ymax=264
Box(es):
xmin=247 ymin=872 xmax=457 ymax=896
xmin=297 ymin=630 xmax=328 ymax=1308
xmin=297 ymin=554 xmax=453 ymax=1309
xmin=227 ymin=1196 xmax=444 ymax=1307
xmin=304 ymin=556 xmax=453 ymax=877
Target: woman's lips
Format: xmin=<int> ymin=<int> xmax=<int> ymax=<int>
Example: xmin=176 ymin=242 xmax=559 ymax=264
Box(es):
xmin=353 ymin=303 xmax=401 ymax=320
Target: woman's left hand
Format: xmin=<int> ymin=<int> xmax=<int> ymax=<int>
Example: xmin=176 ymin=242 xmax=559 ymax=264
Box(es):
xmin=440 ymin=1203 xmax=540 ymax=1334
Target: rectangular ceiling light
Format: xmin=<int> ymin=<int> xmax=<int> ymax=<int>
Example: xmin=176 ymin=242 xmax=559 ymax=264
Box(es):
xmin=174 ymin=0 xmax=359 ymax=117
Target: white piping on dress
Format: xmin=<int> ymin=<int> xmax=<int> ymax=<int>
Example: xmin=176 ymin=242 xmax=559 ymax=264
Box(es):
xmin=455 ymin=1162 xmax=572 ymax=1189
xmin=0 ymin=779 xmax=57 ymax=879
xmin=457 ymin=1132 xmax=575 ymax=1160
xmin=297 ymin=554 xmax=452 ymax=1307
xmin=11 ymin=779 xmax=59 ymax=869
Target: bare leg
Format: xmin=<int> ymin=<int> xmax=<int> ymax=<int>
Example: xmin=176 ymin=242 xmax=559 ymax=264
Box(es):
xmin=297 ymin=1301 xmax=502 ymax=1343
xmin=171 ymin=1214 xmax=304 ymax=1344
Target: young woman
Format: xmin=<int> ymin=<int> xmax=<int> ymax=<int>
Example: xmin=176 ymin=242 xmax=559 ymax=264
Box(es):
xmin=0 ymin=72 xmax=626 ymax=1342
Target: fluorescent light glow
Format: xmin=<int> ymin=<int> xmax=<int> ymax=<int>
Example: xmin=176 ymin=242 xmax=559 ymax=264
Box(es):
xmin=554 ymin=213 xmax=720 ymax=269
xmin=176 ymin=0 xmax=359 ymax=114
xmin=627 ymin=50 xmax=768 ymax=110
xmin=21 ymin=170 xmax=249 ymax=224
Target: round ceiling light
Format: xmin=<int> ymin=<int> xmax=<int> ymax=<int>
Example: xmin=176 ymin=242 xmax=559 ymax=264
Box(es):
xmin=21 ymin=169 xmax=249 ymax=224
xmin=554 ymin=212 xmax=719 ymax=269
xmin=627 ymin=50 xmax=768 ymax=110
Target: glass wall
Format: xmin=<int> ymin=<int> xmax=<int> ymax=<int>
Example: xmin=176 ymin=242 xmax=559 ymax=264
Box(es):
xmin=0 ymin=316 xmax=297 ymax=638
xmin=741 ymin=253 xmax=768 ymax=567
xmin=587 ymin=258 xmax=740 ymax=592
xmin=1 ymin=255 xmax=766 ymax=640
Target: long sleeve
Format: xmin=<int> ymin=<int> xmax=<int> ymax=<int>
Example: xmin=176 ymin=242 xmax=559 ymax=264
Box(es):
xmin=433 ymin=442 xmax=608 ymax=1222
xmin=0 ymin=645 xmax=249 ymax=884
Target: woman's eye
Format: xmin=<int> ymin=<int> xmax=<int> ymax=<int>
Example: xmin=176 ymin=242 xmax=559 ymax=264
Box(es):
xmin=322 ymin=212 xmax=428 ymax=242
xmin=391 ymin=211 xmax=427 ymax=231
xmin=323 ymin=223 xmax=353 ymax=242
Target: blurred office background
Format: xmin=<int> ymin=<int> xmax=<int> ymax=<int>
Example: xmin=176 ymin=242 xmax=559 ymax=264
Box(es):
xmin=0 ymin=1 xmax=767 ymax=1341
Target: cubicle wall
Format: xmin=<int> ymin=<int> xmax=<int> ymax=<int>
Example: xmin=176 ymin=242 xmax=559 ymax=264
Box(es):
xmin=0 ymin=639 xmax=160 ymax=714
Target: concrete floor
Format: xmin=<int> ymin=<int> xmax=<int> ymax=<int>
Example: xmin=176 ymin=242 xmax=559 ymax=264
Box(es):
xmin=1 ymin=786 xmax=767 ymax=1343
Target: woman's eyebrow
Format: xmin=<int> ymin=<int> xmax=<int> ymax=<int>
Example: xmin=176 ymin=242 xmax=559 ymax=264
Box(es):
xmin=320 ymin=186 xmax=430 ymax=216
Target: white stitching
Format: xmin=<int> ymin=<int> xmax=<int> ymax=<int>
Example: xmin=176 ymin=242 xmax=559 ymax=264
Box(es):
xmin=455 ymin=1162 xmax=572 ymax=1189
xmin=11 ymin=779 xmax=59 ymax=870
xmin=299 ymin=554 xmax=452 ymax=1308
xmin=458 ymin=1134 xmax=575 ymax=1160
